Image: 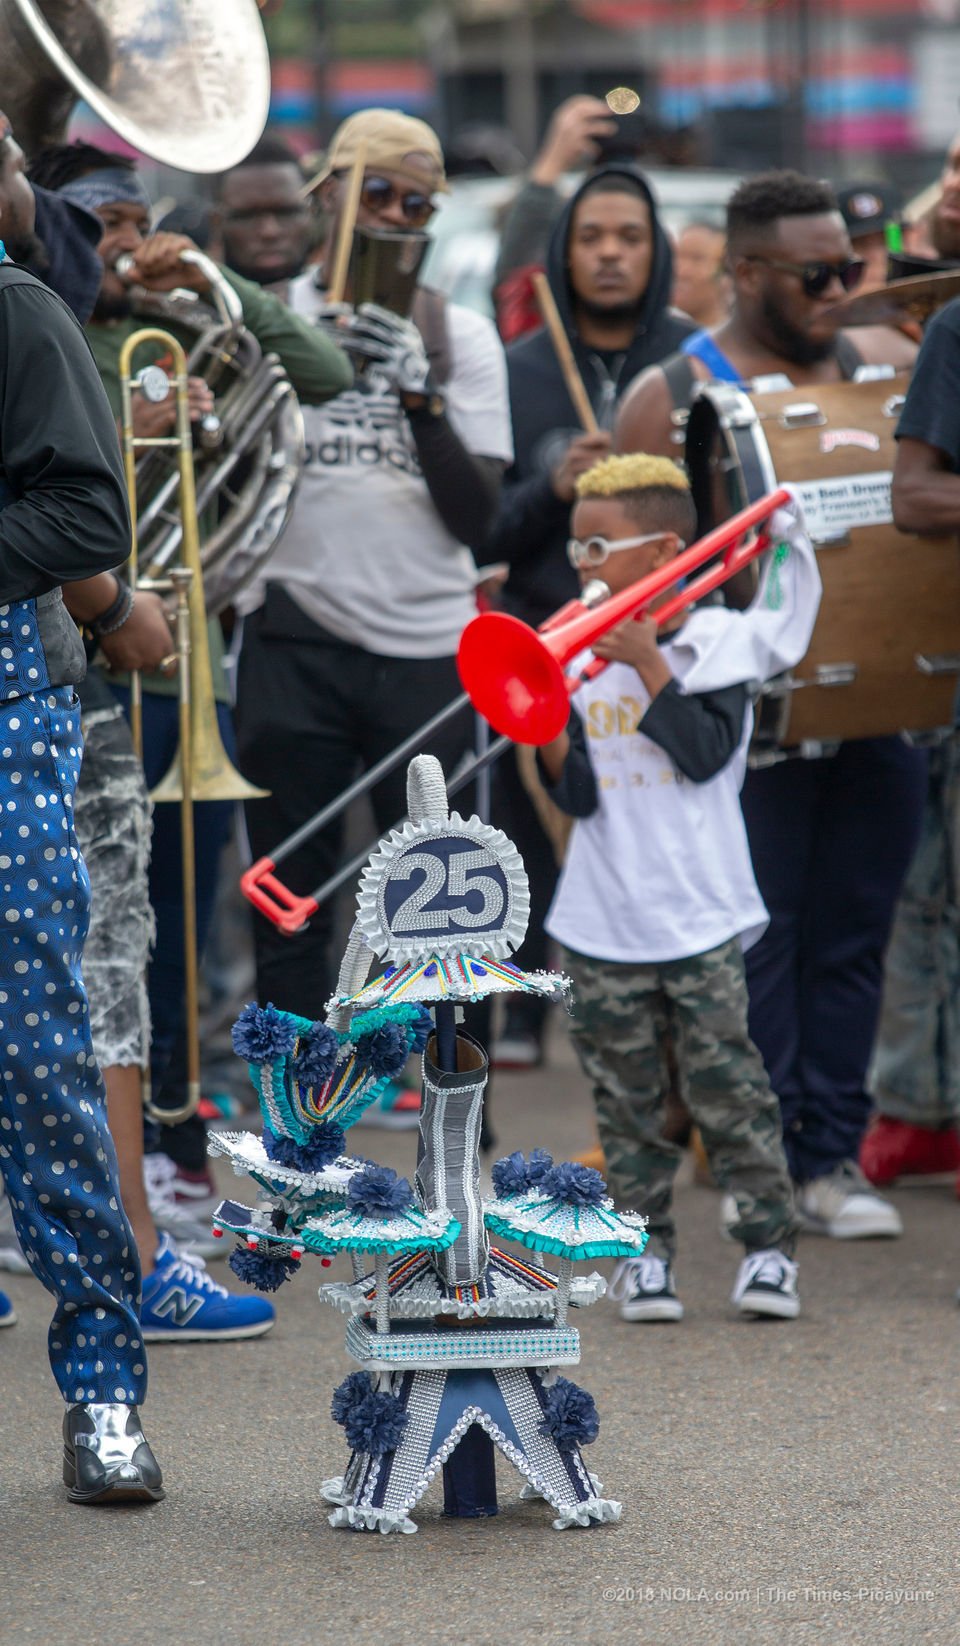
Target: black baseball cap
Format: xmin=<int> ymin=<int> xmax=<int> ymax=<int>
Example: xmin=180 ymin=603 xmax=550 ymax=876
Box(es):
xmin=835 ymin=181 xmax=902 ymax=238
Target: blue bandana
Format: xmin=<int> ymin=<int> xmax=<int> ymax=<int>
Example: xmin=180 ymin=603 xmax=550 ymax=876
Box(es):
xmin=56 ymin=167 xmax=151 ymax=216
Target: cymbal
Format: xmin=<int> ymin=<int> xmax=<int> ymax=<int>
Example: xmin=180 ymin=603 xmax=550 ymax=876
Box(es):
xmin=821 ymin=270 xmax=960 ymax=329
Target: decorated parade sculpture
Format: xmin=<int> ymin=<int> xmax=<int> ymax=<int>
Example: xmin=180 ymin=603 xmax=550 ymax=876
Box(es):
xmin=210 ymin=756 xmax=647 ymax=1533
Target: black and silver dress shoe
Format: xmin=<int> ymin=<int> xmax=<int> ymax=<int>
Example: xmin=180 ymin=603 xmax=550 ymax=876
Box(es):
xmin=63 ymin=1403 xmax=165 ymax=1505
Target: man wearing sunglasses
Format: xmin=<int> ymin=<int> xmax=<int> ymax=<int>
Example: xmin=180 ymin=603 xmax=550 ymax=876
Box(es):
xmin=616 ymin=170 xmax=924 ymax=1245
xmin=233 ymin=111 xmax=513 ymax=1054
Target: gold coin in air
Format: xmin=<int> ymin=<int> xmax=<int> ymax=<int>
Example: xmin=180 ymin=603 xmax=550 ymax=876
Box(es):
xmin=605 ymin=87 xmax=641 ymax=115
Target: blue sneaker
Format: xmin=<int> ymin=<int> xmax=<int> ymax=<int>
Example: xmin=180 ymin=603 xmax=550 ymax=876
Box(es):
xmin=0 ymin=1290 xmax=16 ymax=1328
xmin=140 ymin=1234 xmax=275 ymax=1342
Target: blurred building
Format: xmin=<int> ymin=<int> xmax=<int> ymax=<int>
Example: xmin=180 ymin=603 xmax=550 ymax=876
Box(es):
xmin=263 ymin=0 xmax=960 ymax=190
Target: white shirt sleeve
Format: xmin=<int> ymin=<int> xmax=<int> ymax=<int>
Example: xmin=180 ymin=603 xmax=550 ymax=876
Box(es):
xmin=444 ymin=304 xmax=514 ymax=464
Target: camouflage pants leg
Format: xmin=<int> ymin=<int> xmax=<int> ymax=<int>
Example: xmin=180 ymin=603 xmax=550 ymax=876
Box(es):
xmin=663 ymin=938 xmax=797 ymax=1257
xmin=564 ymin=946 xmax=683 ymax=1261
xmin=565 ymin=940 xmax=796 ymax=1261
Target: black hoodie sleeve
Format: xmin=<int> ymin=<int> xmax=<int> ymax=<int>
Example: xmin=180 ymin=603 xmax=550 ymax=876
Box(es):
xmin=484 ymin=463 xmax=572 ymax=569
xmin=494 ymin=180 xmax=564 ymax=291
xmin=0 ymin=275 xmax=130 ymax=601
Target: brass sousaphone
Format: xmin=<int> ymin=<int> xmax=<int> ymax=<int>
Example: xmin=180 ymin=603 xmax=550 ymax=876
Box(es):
xmin=1 ymin=0 xmax=270 ymax=171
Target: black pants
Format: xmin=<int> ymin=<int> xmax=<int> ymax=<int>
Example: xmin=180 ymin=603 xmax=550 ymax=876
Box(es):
xmin=491 ymin=748 xmax=560 ymax=1038
xmin=742 ymin=737 xmax=928 ymax=1183
xmin=235 ymin=588 xmax=479 ymax=1017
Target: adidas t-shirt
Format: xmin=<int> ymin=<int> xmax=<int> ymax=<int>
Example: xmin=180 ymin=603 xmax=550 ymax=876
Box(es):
xmin=237 ymin=272 xmax=513 ymax=658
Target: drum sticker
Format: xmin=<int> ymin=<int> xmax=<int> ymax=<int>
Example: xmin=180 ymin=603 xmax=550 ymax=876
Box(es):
xmin=819 ymin=429 xmax=881 ymax=454
xmin=793 ymin=471 xmax=893 ymax=541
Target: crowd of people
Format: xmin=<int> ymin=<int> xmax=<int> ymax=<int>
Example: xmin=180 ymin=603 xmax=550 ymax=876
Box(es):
xmin=2 ymin=89 xmax=960 ymax=1501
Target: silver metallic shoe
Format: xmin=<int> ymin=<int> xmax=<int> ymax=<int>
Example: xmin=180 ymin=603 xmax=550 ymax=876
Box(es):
xmin=62 ymin=1403 xmax=164 ymax=1505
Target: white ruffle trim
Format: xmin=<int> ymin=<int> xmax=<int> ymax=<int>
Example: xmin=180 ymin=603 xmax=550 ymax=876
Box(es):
xmin=327 ymin=1504 xmax=418 ymax=1535
xmin=320 ymin=1475 xmax=353 ymax=1506
xmin=552 ymin=1496 xmax=622 ymax=1531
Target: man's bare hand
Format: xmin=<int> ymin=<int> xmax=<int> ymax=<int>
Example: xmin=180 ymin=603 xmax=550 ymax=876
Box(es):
xmin=131 ymin=376 xmax=215 ymax=439
xmin=551 ymin=430 xmax=612 ymax=502
xmin=98 ymin=591 xmax=176 ymax=674
xmin=531 ymin=97 xmax=618 ymax=187
xmin=126 ymin=233 xmax=211 ymax=294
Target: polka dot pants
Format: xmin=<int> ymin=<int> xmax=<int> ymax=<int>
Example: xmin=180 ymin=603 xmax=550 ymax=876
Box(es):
xmin=0 ymin=688 xmax=146 ymax=1405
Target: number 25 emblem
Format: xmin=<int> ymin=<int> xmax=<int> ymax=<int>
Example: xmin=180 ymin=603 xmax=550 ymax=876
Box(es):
xmin=357 ymin=815 xmax=529 ymax=962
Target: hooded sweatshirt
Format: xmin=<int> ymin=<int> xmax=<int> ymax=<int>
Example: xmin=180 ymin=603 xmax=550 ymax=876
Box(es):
xmin=483 ymin=164 xmax=695 ymax=627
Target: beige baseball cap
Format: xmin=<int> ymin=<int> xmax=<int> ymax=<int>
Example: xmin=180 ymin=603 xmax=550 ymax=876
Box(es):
xmin=303 ymin=108 xmax=448 ymax=197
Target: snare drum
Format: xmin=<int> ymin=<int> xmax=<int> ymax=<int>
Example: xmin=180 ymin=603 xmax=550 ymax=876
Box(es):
xmin=686 ymin=376 xmax=960 ymax=752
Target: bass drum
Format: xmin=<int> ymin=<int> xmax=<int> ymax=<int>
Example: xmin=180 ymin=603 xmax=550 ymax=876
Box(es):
xmin=686 ymin=376 xmax=960 ymax=755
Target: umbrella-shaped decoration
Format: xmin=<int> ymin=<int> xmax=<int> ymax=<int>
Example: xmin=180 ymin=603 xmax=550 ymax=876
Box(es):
xmin=338 ymin=952 xmax=570 ymax=1010
xmin=484 ymin=1159 xmax=648 ymax=1323
xmin=302 ymin=1164 xmax=461 ymax=1334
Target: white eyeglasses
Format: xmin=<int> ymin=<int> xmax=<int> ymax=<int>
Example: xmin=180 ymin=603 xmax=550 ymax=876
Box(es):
xmin=566 ymin=530 xmax=679 ymax=570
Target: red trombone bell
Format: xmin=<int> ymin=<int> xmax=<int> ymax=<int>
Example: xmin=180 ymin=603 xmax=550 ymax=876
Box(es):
xmin=456 ymin=487 xmax=791 ymax=746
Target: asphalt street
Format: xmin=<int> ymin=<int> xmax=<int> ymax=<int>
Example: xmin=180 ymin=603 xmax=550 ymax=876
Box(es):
xmin=2 ymin=1023 xmax=958 ymax=1646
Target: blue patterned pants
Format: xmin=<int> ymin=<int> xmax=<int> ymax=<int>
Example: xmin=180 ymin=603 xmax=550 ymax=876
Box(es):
xmin=0 ymin=687 xmax=147 ymax=1404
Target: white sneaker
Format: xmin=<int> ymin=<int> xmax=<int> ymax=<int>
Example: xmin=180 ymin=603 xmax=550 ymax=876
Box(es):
xmin=608 ymin=1255 xmax=684 ymax=1322
xmin=0 ymin=1196 xmax=30 ymax=1275
xmin=797 ymin=1161 xmax=903 ymax=1239
xmin=732 ymin=1249 xmax=800 ymax=1319
xmin=719 ymin=1193 xmax=737 ymax=1241
xmin=143 ymin=1152 xmax=225 ymax=1260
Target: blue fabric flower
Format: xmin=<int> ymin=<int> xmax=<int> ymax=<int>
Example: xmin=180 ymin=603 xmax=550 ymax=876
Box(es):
xmin=262 ymin=1122 xmax=345 ymax=1172
xmin=541 ymin=1161 xmax=606 ymax=1207
xmin=406 ymin=1007 xmax=433 ymax=1055
xmin=228 ymin=1246 xmax=300 ymax=1292
xmin=331 ymin=1370 xmax=374 ymax=1425
xmin=347 ymin=1164 xmax=414 ymax=1220
xmin=353 ymin=1021 xmax=409 ymax=1078
xmin=231 ymin=1002 xmax=298 ymax=1063
xmin=291 ymin=1022 xmax=340 ymax=1088
xmin=331 ymin=1372 xmax=409 ymax=1456
xmin=538 ymin=1377 xmax=599 ymax=1453
xmin=491 ymin=1148 xmax=554 ymax=1198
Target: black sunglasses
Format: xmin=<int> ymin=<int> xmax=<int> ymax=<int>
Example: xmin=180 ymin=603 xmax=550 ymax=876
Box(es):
xmin=351 ymin=174 xmax=435 ymax=228
xmin=746 ymin=254 xmax=866 ymax=297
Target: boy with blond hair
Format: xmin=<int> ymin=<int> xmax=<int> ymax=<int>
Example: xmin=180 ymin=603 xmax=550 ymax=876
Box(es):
xmin=540 ymin=454 xmax=820 ymax=1321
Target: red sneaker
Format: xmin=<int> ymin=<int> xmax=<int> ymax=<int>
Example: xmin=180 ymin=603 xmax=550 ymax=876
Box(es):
xmin=859 ymin=1116 xmax=960 ymax=1186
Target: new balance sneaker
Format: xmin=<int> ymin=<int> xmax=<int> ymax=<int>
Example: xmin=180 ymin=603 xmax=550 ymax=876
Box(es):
xmin=140 ymin=1233 xmax=275 ymax=1341
xmin=0 ymin=1290 xmax=16 ymax=1328
xmin=362 ymin=1076 xmax=421 ymax=1130
xmin=608 ymin=1254 xmax=684 ymax=1322
xmin=0 ymin=1195 xmax=29 ymax=1274
xmin=797 ymin=1160 xmax=903 ymax=1239
xmin=732 ymin=1249 xmax=800 ymax=1319
xmin=143 ymin=1152 xmax=224 ymax=1259
xmin=859 ymin=1117 xmax=960 ymax=1187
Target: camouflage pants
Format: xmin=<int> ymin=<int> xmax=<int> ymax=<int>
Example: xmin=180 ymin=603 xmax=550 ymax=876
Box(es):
xmin=564 ymin=939 xmax=796 ymax=1262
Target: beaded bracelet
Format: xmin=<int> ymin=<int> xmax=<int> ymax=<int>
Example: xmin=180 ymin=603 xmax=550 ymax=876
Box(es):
xmin=89 ymin=576 xmax=135 ymax=637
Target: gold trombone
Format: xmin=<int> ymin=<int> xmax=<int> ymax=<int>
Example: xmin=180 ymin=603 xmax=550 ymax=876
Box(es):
xmin=118 ymin=327 xmax=266 ymax=1124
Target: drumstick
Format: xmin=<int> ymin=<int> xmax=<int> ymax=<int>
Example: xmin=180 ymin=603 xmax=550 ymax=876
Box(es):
xmin=532 ymin=270 xmax=599 ymax=434
xmin=327 ymin=141 xmax=367 ymax=305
